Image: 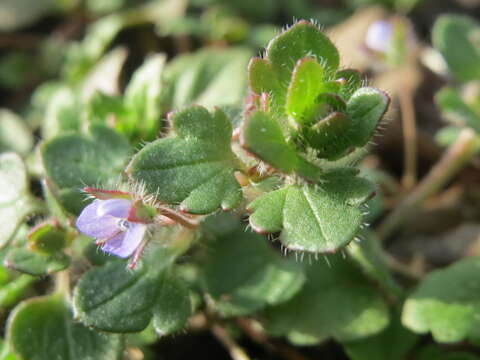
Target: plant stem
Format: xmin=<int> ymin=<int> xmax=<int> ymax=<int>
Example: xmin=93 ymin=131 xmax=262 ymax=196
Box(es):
xmin=377 ymin=128 xmax=478 ymax=241
xmin=399 ymin=84 xmax=418 ymax=190
xmin=211 ymin=323 xmax=252 ymax=360
xmin=55 ymin=270 xmax=70 ymax=300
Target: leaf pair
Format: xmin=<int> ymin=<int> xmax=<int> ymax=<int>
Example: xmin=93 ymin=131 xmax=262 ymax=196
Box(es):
xmin=247 ymin=20 xmax=389 ymax=161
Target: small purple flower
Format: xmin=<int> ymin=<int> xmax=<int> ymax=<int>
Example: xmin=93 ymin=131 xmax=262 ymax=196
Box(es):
xmin=76 ymin=198 xmax=147 ymax=258
xmin=365 ymin=20 xmax=392 ymax=53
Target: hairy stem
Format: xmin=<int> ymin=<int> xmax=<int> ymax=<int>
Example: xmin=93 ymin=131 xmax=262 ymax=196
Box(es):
xmin=377 ymin=128 xmax=478 ymax=241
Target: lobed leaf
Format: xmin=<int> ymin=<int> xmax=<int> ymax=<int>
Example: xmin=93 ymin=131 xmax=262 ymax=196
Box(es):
xmin=248 ymin=168 xmax=375 ymax=253
xmin=127 ymin=106 xmax=242 ymax=214
xmin=402 ymin=257 xmax=480 ymax=343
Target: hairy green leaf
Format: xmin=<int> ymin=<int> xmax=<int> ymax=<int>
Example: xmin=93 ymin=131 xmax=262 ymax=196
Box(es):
xmin=248 ymin=169 xmax=375 ymax=253
xmin=128 ymin=106 xmax=241 ymax=214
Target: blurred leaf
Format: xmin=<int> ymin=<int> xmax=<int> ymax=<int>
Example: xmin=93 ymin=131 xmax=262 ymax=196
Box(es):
xmin=343 ymin=312 xmax=417 ymax=360
xmin=347 ymin=230 xmax=402 ymax=298
xmin=4 ymin=248 xmax=70 ymax=276
xmin=432 ymin=15 xmax=480 ymax=82
xmin=248 ymin=168 xmax=375 ymax=253
xmin=41 ymin=125 xmax=130 ymax=214
xmin=0 ymin=153 xmax=42 ymax=248
xmin=81 ymin=47 xmax=128 ymax=101
xmin=0 ymin=0 xmax=56 ymax=31
xmin=7 ymin=295 xmax=123 ymax=360
xmin=63 ymin=14 xmax=126 ymax=83
xmin=128 ymin=106 xmax=241 ymax=214
xmin=203 ymin=226 xmax=305 ymax=316
xmin=122 ymin=53 xmax=166 ymax=142
xmin=163 ymin=48 xmax=251 ymax=109
xmin=436 ymin=87 xmax=480 ymax=133
xmin=73 ymin=246 xmax=190 ymax=334
xmin=42 ymin=86 xmax=80 ymax=139
xmin=0 ymin=110 xmax=33 ymax=156
xmin=435 ymin=126 xmax=463 ymax=147
xmin=264 ymin=254 xmax=390 ymax=344
xmin=0 ymin=53 xmax=36 ymax=89
xmin=0 ymin=275 xmax=35 ymax=308
xmin=27 ymin=222 xmax=69 ymax=255
xmin=403 ymin=256 xmax=480 ymax=343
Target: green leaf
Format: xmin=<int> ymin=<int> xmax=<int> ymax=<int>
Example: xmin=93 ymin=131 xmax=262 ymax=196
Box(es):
xmin=152 ymin=274 xmax=191 ymax=335
xmin=4 ymin=248 xmax=70 ymax=276
xmin=123 ymin=54 xmax=166 ymax=142
xmin=42 ymin=86 xmax=81 ymax=140
xmin=347 ymin=230 xmax=402 ymax=298
xmin=305 ymin=111 xmax=353 ymax=160
xmin=27 ymin=222 xmax=69 ymax=255
xmin=0 ymin=153 xmax=42 ymax=248
xmin=347 ymin=87 xmax=390 ymax=148
xmin=286 ymin=58 xmax=325 ymax=127
xmin=62 ymin=14 xmax=126 ymax=83
xmin=81 ymin=47 xmax=127 ymax=101
xmin=127 ymin=106 xmax=241 ymax=214
xmin=402 ymin=256 xmax=480 ymax=343
xmin=41 ymin=125 xmax=130 ymax=215
xmin=343 ymin=312 xmax=418 ymax=360
xmin=335 ymin=69 xmax=362 ymax=100
xmin=432 ymin=15 xmax=480 ymax=82
xmin=435 ymin=126 xmax=463 ymax=147
xmin=7 ymin=295 xmax=122 ymax=360
xmin=266 ymin=20 xmax=339 ymax=86
xmin=436 ymin=87 xmax=480 ymax=133
xmin=240 ymin=110 xmax=322 ymax=180
xmin=248 ymin=169 xmax=375 ymax=253
xmin=264 ymin=255 xmax=390 ymax=344
xmin=203 ymin=226 xmax=305 ymax=316
xmin=0 ymin=110 xmax=33 ymax=156
xmin=163 ymin=47 xmax=251 ymax=109
xmin=0 ymin=275 xmax=35 ymax=308
xmin=73 ymin=246 xmax=191 ymax=333
xmin=249 ymin=20 xmax=339 ymax=117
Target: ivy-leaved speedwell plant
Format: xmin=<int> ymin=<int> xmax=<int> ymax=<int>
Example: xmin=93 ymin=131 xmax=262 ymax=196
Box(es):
xmin=1 ymin=20 xmax=390 ymax=359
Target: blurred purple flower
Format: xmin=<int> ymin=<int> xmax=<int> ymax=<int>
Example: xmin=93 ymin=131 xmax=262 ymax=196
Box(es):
xmin=76 ymin=199 xmax=147 ymax=258
xmin=365 ymin=20 xmax=392 ymax=53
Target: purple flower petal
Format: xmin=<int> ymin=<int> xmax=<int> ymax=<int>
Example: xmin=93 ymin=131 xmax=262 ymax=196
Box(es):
xmin=97 ymin=199 xmax=131 ymax=218
xmin=101 ymin=223 xmax=147 ymax=258
xmin=76 ymin=200 xmax=121 ymax=239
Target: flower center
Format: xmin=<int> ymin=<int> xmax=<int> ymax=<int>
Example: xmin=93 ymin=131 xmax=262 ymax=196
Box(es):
xmin=117 ymin=219 xmax=131 ymax=231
